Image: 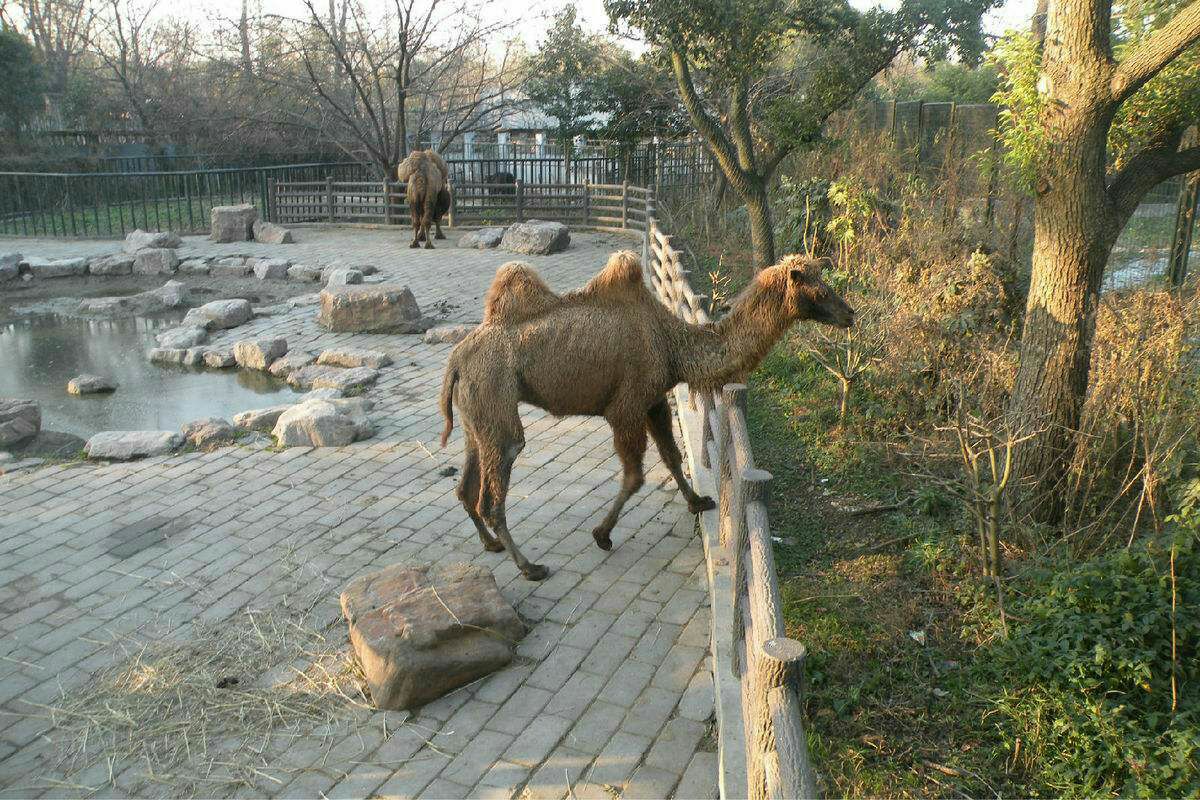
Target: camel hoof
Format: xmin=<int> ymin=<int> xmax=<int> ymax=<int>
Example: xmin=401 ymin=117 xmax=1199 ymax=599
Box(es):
xmin=424 ymin=242 xmax=435 ymax=250
xmin=483 ymin=539 xmax=505 ymax=553
xmin=409 ymin=242 xmax=420 ymax=249
xmin=435 ymin=232 xmax=447 ymax=239
xmin=689 ymin=495 xmax=716 ymax=514
xmin=522 ymin=563 xmax=549 ymax=581
xmin=592 ymin=528 xmax=613 ymax=551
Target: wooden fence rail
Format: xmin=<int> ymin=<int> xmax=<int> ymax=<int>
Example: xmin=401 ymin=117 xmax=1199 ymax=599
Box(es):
xmin=646 ymin=217 xmax=819 ymax=800
xmin=270 ymin=179 xmax=655 ymax=233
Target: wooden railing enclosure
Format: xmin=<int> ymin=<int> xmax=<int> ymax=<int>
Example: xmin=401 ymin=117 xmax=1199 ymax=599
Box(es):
xmin=269 ymin=178 xmax=654 ymax=233
xmin=646 ymin=219 xmax=819 ymax=800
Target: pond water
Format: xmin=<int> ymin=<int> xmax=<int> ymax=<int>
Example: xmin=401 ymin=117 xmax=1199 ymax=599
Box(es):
xmin=0 ymin=302 xmax=302 ymax=439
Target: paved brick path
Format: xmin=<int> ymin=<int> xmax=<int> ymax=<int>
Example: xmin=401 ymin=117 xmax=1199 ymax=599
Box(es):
xmin=0 ymin=228 xmax=717 ymax=799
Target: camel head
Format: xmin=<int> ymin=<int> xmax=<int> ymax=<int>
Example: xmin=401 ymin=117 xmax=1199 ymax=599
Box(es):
xmin=771 ymin=255 xmax=855 ymax=329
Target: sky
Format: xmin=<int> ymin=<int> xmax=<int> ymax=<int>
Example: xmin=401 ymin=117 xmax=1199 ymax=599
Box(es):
xmin=181 ymin=0 xmax=1039 ymax=48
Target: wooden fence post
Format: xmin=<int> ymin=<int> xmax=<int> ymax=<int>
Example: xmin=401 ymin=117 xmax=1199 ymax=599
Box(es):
xmin=621 ymin=180 xmax=630 ymax=228
xmin=732 ymin=467 xmax=771 ymax=679
xmin=325 ymin=175 xmax=334 ymax=222
xmin=383 ymin=180 xmax=393 ymax=225
xmin=515 ymin=179 xmax=525 ymax=222
xmin=583 ymin=181 xmax=591 ymax=225
xmin=448 ymin=182 xmax=457 ymax=228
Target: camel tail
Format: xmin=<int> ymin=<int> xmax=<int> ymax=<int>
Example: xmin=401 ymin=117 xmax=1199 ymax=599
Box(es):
xmin=439 ymin=364 xmax=459 ymax=448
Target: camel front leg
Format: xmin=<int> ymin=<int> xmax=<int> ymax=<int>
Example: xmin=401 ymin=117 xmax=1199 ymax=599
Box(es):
xmin=434 ymin=217 xmax=446 ymax=239
xmin=591 ymin=423 xmax=647 ymax=551
xmin=647 ymin=398 xmax=715 ymax=514
xmin=409 ymin=202 xmax=422 ymax=248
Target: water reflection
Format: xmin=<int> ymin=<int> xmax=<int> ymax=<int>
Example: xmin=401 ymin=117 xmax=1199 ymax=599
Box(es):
xmin=0 ymin=308 xmax=301 ymax=438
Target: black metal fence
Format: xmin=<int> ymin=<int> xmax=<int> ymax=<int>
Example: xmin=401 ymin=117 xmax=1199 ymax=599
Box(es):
xmin=0 ymin=143 xmax=711 ymax=239
xmin=0 ymin=162 xmax=367 ymax=238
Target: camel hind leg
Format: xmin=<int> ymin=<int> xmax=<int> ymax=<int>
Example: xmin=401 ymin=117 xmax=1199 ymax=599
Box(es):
xmin=421 ymin=208 xmax=435 ymax=249
xmin=477 ymin=435 xmax=547 ymax=580
xmin=410 ymin=198 xmax=424 ymax=248
xmin=647 ymin=398 xmax=714 ymax=514
xmin=458 ymin=435 xmax=504 ymax=553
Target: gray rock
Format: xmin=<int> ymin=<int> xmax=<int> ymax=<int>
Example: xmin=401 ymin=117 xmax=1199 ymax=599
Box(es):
xmin=123 ymin=229 xmax=182 ymax=253
xmin=178 ymin=258 xmax=212 ymax=275
xmin=500 ymin=219 xmax=570 ymax=255
xmin=288 ymin=293 xmax=321 ymax=308
xmin=272 ymin=398 xmax=373 ymax=447
xmin=233 ymin=404 xmax=293 ymax=432
xmin=422 ymin=324 xmax=475 ymax=345
xmin=152 ymin=280 xmax=190 ymax=308
xmin=210 ymin=203 xmax=258 ymax=243
xmin=0 ymin=253 xmax=22 ymax=282
xmin=210 ymin=262 xmax=252 ymax=278
xmin=89 ymin=253 xmax=136 ymax=276
xmin=66 ymin=374 xmax=117 ymax=395
xmin=252 ymin=220 xmax=294 ymax=244
xmin=458 ymin=227 xmax=505 ymax=249
xmin=26 ymin=257 xmax=87 ymax=278
xmin=233 ymin=337 xmax=288 ymax=370
xmin=133 ymin=248 xmax=179 ymax=275
xmin=0 ymin=399 xmax=40 ymax=448
xmin=324 ymin=268 xmax=363 ymax=286
xmin=287 ymin=364 xmax=378 ymax=392
xmin=156 ymin=326 xmax=209 ymax=349
xmin=253 ymin=258 xmax=291 ymax=280
xmin=180 ymin=416 xmax=236 ymax=447
xmin=301 ymin=388 xmax=344 ymax=401
xmin=340 ymin=562 xmax=525 ymax=710
xmin=85 ymin=430 xmax=183 ymax=460
xmin=203 ymin=349 xmax=236 ymax=368
xmin=327 ymin=261 xmax=377 ymax=276
xmin=148 ymin=347 xmax=187 ymax=365
xmin=678 ymin=669 xmax=715 ymax=722
xmin=182 ymin=299 xmax=253 ymax=330
xmin=267 ymin=350 xmax=315 ymax=377
xmin=317 ymin=284 xmax=427 ymax=333
xmin=287 ymin=264 xmax=322 ymax=282
xmin=316 ymin=348 xmax=393 ymax=369
xmin=181 ymin=347 xmax=210 ymax=367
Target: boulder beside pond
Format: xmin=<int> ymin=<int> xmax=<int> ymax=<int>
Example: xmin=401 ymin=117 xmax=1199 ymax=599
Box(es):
xmin=0 ymin=253 xmax=22 ymax=282
xmin=182 ymin=299 xmax=253 ymax=330
xmin=123 ymin=229 xmax=182 ymax=253
xmin=180 ymin=417 xmax=236 ymax=447
xmin=500 ymin=219 xmax=570 ymax=255
xmin=26 ymin=257 xmax=87 ymax=278
xmin=89 ymin=253 xmax=136 ymax=276
xmin=317 ymin=284 xmax=428 ymax=333
xmin=340 ymin=561 xmax=525 ymax=710
xmin=253 ymin=220 xmax=294 ymax=244
xmin=84 ymin=430 xmax=183 ymax=460
xmin=272 ymin=398 xmax=373 ymax=447
xmin=210 ymin=204 xmax=258 ymax=243
xmin=0 ymin=399 xmax=40 ymax=448
xmin=133 ymin=248 xmax=179 ymax=275
xmin=233 ymin=337 xmax=288 ymax=371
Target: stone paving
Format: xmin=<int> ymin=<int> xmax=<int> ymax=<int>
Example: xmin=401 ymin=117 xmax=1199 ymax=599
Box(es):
xmin=0 ymin=228 xmax=718 ymax=799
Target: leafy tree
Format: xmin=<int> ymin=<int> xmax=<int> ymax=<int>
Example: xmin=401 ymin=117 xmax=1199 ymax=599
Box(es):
xmin=993 ymin=0 xmax=1200 ymax=520
xmin=606 ymin=0 xmax=997 ymax=268
xmin=874 ymin=59 xmax=999 ymax=103
xmin=524 ymin=6 xmax=603 ymax=152
xmin=0 ymin=27 xmax=47 ymax=136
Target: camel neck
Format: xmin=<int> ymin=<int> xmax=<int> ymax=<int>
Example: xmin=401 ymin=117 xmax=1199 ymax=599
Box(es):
xmin=673 ymin=285 xmax=791 ymax=391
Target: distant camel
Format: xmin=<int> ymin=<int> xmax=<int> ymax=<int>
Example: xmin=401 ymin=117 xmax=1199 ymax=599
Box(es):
xmin=485 ymin=171 xmax=516 ymax=195
xmin=439 ymin=250 xmax=855 ymax=580
xmin=397 ymin=149 xmax=448 ymax=248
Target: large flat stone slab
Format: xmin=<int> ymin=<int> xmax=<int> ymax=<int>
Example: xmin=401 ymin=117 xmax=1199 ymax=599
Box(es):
xmin=0 ymin=399 xmax=40 ymax=448
xmin=341 ymin=562 xmax=525 ymax=710
xmin=84 ymin=430 xmax=183 ymax=460
xmin=317 ymin=284 xmax=427 ymax=333
xmin=182 ymin=299 xmax=253 ymax=330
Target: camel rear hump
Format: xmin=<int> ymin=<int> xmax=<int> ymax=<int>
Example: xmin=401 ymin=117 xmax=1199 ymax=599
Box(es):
xmin=576 ymin=250 xmax=647 ymax=301
xmin=483 ymin=262 xmax=562 ymax=325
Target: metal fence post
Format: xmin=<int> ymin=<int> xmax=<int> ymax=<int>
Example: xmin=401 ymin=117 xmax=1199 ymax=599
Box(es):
xmin=515 ymin=179 xmax=524 ymax=222
xmin=383 ymin=180 xmax=393 ymax=225
xmin=448 ymin=182 xmax=457 ymax=228
xmin=326 ymin=175 xmax=334 ymax=222
xmin=583 ymin=181 xmax=591 ymax=225
xmin=621 ymin=180 xmax=629 ymax=228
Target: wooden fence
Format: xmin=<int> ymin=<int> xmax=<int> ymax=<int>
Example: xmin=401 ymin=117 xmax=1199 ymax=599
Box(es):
xmin=645 ymin=218 xmax=819 ymax=800
xmin=270 ymin=179 xmax=655 ymax=233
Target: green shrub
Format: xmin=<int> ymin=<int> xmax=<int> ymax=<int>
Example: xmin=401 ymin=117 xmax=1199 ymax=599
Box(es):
xmin=987 ymin=540 xmax=1199 ymax=797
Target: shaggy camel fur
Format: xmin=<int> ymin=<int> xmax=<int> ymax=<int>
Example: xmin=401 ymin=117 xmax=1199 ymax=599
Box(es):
xmin=440 ymin=250 xmax=855 ymax=580
xmin=397 ymin=149 xmax=448 ymax=248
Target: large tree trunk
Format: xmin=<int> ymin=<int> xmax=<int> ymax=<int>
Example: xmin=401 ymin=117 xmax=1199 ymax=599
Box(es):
xmin=1009 ymin=101 xmax=1117 ymax=521
xmin=745 ymin=187 xmax=776 ymax=268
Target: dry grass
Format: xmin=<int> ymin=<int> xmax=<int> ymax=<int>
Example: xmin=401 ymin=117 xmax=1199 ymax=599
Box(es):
xmin=25 ymin=605 xmax=373 ymax=797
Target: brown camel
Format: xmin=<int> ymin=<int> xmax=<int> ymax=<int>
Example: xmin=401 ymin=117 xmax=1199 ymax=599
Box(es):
xmin=397 ymin=150 xmax=448 ymax=248
xmin=439 ymin=250 xmax=854 ymax=580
